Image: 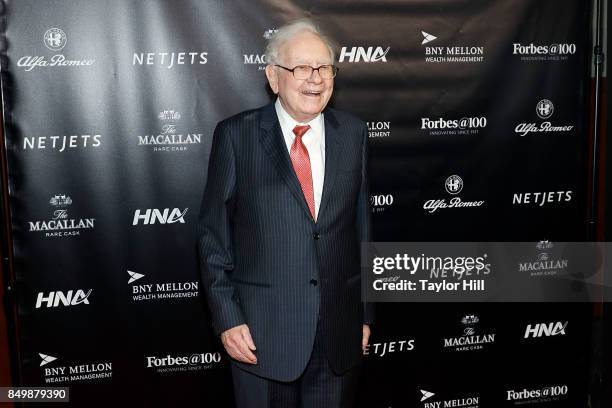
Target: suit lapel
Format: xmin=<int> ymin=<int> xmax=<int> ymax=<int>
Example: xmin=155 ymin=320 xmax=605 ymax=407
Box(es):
xmin=318 ymin=108 xmax=340 ymax=223
xmin=259 ymin=103 xmax=313 ymax=220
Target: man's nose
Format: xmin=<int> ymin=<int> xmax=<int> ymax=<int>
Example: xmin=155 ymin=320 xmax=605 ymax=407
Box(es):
xmin=307 ymin=68 xmax=324 ymax=83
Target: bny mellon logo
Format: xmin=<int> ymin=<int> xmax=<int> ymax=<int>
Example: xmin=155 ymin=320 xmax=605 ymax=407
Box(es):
xmin=421 ymin=389 xmax=435 ymax=402
xmin=127 ymin=270 xmax=145 ymax=284
xmin=421 ymin=31 xmax=437 ymax=45
xmin=39 ymin=353 xmax=58 ymax=367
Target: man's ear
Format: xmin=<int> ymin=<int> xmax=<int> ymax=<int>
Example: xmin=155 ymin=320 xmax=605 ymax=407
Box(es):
xmin=265 ymin=65 xmax=279 ymax=94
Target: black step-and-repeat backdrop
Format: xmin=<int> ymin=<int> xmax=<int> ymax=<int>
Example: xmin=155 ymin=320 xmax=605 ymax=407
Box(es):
xmin=0 ymin=0 xmax=594 ymax=406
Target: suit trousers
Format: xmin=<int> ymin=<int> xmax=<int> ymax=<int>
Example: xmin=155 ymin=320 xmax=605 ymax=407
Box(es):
xmin=230 ymin=320 xmax=361 ymax=408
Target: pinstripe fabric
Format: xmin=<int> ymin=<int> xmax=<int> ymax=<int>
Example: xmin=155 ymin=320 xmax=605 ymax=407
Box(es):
xmin=198 ymin=102 xmax=374 ymax=382
xmin=230 ymin=320 xmax=360 ymax=408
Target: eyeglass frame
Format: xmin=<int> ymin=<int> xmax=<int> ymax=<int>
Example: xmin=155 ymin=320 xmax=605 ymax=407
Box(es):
xmin=274 ymin=64 xmax=339 ymax=79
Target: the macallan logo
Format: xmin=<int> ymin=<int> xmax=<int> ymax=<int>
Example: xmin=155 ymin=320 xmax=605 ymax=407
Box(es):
xmin=18 ymin=28 xmax=95 ymax=72
xmin=137 ymin=109 xmax=202 ymax=152
xmin=132 ymin=208 xmax=188 ymax=225
xmin=28 ymin=195 xmax=95 ymax=237
xmin=36 ymin=289 xmax=92 ymax=308
xmin=263 ymin=28 xmax=278 ymax=40
xmin=442 ymin=314 xmax=495 ymax=352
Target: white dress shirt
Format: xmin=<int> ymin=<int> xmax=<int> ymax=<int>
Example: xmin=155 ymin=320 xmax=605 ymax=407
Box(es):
xmin=275 ymin=98 xmax=325 ymax=220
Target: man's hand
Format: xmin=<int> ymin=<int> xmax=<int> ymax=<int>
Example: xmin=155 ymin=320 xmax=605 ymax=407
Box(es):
xmin=362 ymin=324 xmax=371 ymax=353
xmin=221 ymin=324 xmax=257 ymax=364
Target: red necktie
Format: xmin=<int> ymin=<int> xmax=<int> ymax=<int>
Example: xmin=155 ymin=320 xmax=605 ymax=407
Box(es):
xmin=290 ymin=125 xmax=315 ymax=220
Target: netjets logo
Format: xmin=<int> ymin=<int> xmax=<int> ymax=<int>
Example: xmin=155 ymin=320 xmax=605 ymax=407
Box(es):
xmin=132 ymin=208 xmax=188 ymax=225
xmin=363 ymin=338 xmax=415 ymax=357
xmin=338 ymin=46 xmax=390 ymax=63
xmin=18 ymin=28 xmax=95 ymax=72
xmin=515 ymin=99 xmax=573 ymax=136
xmin=132 ymin=51 xmax=208 ymax=68
xmin=421 ymin=31 xmax=437 ymax=45
xmin=524 ymin=321 xmax=567 ymax=338
xmin=35 ymin=289 xmax=92 ymax=309
xmin=43 ymin=28 xmax=67 ymax=51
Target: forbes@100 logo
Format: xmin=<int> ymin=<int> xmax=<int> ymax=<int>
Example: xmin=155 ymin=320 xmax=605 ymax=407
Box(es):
xmin=370 ymin=194 xmax=394 ymax=213
xmin=145 ymin=352 xmax=222 ymax=374
xmin=513 ymin=42 xmax=576 ymax=62
xmin=507 ymin=385 xmax=568 ymax=404
xmin=420 ymin=116 xmax=487 ymax=136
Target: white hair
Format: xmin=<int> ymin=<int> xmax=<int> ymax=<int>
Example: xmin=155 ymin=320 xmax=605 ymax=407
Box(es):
xmin=265 ymin=19 xmax=335 ymax=65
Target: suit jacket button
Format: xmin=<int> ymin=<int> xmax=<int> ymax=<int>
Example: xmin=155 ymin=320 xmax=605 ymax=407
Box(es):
xmin=310 ymin=279 xmax=318 ymax=286
xmin=313 ymin=232 xmax=320 ymax=240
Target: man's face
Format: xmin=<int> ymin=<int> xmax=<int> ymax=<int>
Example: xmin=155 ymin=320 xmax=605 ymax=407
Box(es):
xmin=265 ymin=31 xmax=334 ymax=123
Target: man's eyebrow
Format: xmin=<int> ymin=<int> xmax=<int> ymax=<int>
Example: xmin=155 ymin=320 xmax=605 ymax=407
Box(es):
xmin=293 ymin=60 xmax=333 ymax=65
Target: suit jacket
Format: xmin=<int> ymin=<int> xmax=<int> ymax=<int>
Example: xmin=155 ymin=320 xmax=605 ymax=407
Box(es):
xmin=198 ymin=101 xmax=374 ymax=382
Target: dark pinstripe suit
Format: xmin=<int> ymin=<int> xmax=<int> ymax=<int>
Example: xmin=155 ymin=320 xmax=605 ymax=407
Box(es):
xmin=198 ymin=101 xmax=374 ymax=384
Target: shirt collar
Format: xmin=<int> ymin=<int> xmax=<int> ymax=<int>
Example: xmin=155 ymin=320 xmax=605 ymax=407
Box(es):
xmin=274 ymin=98 xmax=324 ymax=139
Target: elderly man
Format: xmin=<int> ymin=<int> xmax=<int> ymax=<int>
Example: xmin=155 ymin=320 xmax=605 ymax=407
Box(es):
xmin=198 ymin=19 xmax=373 ymax=408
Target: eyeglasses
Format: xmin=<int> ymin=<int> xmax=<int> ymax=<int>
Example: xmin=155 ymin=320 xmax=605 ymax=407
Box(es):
xmin=274 ymin=64 xmax=339 ymax=80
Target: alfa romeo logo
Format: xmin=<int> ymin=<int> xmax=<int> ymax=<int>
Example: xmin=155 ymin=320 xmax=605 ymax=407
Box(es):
xmin=43 ymin=28 xmax=67 ymax=52
xmin=445 ymin=175 xmax=463 ymax=195
xmin=536 ymin=99 xmax=554 ymax=119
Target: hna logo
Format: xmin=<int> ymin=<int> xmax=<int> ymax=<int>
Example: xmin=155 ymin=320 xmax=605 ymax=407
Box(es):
xmin=339 ymin=46 xmax=390 ymax=63
xmin=36 ymin=289 xmax=92 ymax=308
xmin=132 ymin=208 xmax=188 ymax=225
xmin=524 ymin=321 xmax=567 ymax=338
